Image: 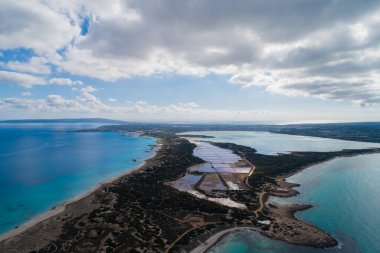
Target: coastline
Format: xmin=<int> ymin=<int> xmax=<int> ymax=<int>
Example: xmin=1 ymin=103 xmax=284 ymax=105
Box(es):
xmin=190 ymin=227 xmax=256 ymax=253
xmin=190 ymin=156 xmax=365 ymax=252
xmin=191 ymin=151 xmax=380 ymax=252
xmin=3 ymin=132 xmax=379 ymax=252
xmin=0 ymin=133 xmax=217 ymax=252
xmin=0 ymin=136 xmax=162 ymax=243
xmin=184 ymin=138 xmax=380 ymax=253
xmin=270 ymin=150 xmax=380 ymax=199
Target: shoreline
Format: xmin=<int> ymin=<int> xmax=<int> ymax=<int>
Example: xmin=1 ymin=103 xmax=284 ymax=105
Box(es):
xmin=179 ymin=130 xmax=380 ymax=146
xmin=0 ymin=136 xmax=161 ymax=242
xmin=3 ymin=131 xmax=378 ymax=252
xmin=190 ymin=226 xmax=260 ymax=253
xmin=190 ymin=153 xmax=380 ymax=252
xmin=273 ymin=150 xmax=380 ymax=197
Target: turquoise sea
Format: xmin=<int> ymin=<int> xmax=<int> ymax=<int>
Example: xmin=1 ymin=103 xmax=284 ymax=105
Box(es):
xmin=182 ymin=131 xmax=380 ymax=253
xmin=0 ymin=123 xmax=156 ymax=235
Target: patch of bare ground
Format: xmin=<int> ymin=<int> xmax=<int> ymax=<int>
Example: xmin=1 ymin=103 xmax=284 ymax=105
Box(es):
xmin=265 ymin=203 xmax=337 ymax=248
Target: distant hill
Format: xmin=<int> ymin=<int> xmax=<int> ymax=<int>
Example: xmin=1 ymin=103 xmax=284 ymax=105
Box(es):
xmin=0 ymin=118 xmax=129 ymax=124
xmin=262 ymin=122 xmax=380 ymax=144
xmin=91 ymin=121 xmax=380 ymax=144
xmin=2 ymin=119 xmax=380 ymax=143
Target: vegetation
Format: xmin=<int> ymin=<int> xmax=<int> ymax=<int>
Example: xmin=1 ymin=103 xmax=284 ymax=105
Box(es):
xmin=36 ymin=132 xmax=254 ymax=252
xmin=212 ymin=142 xmax=380 ymax=187
xmin=10 ymin=124 xmax=380 ymax=252
xmin=78 ymin=121 xmax=380 ymax=144
xmin=176 ymin=134 xmax=215 ymax=138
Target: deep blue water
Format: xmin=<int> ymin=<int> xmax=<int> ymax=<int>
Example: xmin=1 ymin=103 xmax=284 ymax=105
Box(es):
xmin=0 ymin=123 xmax=156 ymax=235
xmin=185 ymin=131 xmax=380 ymax=253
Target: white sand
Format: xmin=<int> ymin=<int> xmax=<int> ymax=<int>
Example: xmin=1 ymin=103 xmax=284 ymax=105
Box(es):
xmin=187 ymin=190 xmax=247 ymax=209
xmin=190 ymin=226 xmax=258 ymax=253
xmin=225 ymin=181 xmax=240 ymax=190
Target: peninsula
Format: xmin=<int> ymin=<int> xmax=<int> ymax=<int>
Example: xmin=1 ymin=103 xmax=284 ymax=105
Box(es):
xmin=1 ymin=124 xmax=379 ymax=252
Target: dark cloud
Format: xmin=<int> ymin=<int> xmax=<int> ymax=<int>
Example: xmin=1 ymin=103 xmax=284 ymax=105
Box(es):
xmin=280 ymin=81 xmax=380 ymax=105
xmin=127 ymin=0 xmax=380 ymax=42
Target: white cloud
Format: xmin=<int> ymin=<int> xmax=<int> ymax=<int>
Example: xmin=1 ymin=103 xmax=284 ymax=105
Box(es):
xmin=22 ymin=92 xmax=32 ymax=97
xmin=0 ymin=70 xmax=45 ymax=88
xmin=1 ymin=0 xmax=380 ymax=105
xmin=79 ymin=85 xmax=98 ymax=93
xmin=0 ymin=0 xmax=79 ymax=54
xmin=0 ymin=91 xmax=379 ymax=122
xmin=229 ymin=72 xmax=279 ymax=87
xmin=0 ymin=70 xmax=84 ymax=88
xmin=0 ymin=89 xmax=264 ymax=120
xmin=108 ymin=98 xmax=117 ymax=102
xmin=55 ymin=1 xmax=380 ymax=105
xmin=1 ymin=57 xmax=51 ymax=74
xmin=229 ymin=71 xmax=380 ymax=106
xmin=48 ymin=78 xmax=83 ymax=86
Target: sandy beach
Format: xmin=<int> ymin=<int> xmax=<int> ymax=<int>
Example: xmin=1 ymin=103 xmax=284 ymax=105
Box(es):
xmin=0 ymin=139 xmax=162 ymax=243
xmin=190 ymin=226 xmax=260 ymax=253
xmin=187 ymin=157 xmax=350 ymax=253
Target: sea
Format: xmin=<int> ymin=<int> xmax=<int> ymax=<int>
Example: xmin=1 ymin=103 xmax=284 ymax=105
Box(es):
xmin=0 ymin=123 xmax=156 ymax=235
xmin=181 ymin=131 xmax=380 ymax=253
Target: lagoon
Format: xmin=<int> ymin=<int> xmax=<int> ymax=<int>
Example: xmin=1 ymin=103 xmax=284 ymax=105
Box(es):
xmin=180 ymin=131 xmax=380 ymax=155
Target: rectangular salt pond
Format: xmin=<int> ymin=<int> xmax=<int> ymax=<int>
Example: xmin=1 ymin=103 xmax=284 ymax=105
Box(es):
xmin=167 ymin=174 xmax=203 ymax=191
xmin=199 ymin=174 xmax=227 ymax=191
xmin=233 ymin=167 xmax=252 ymax=173
xmin=188 ymin=163 xmax=216 ymax=173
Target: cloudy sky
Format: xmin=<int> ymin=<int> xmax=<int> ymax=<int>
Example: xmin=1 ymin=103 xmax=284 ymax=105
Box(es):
xmin=1 ymin=0 xmax=380 ymax=123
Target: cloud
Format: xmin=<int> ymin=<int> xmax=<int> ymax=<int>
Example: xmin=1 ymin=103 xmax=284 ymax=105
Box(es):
xmin=48 ymin=78 xmax=83 ymax=86
xmin=273 ymin=80 xmax=380 ymax=106
xmin=229 ymin=72 xmax=279 ymax=87
xmin=0 ymin=90 xmax=272 ymax=121
xmin=108 ymin=98 xmax=117 ymax=102
xmin=229 ymin=71 xmax=380 ymax=105
xmin=0 ymin=70 xmax=84 ymax=88
xmin=56 ymin=1 xmax=380 ymax=105
xmin=0 ymin=70 xmax=45 ymax=88
xmin=1 ymin=90 xmax=378 ymax=122
xmin=22 ymin=92 xmax=32 ymax=97
xmin=79 ymin=85 xmax=98 ymax=93
xmin=0 ymin=0 xmax=79 ymax=54
xmin=1 ymin=1 xmax=380 ymax=104
xmin=0 ymin=88 xmax=101 ymax=113
xmin=1 ymin=57 xmax=51 ymax=74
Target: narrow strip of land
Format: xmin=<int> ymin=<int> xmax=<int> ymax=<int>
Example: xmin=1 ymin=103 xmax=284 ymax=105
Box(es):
xmin=1 ymin=130 xmax=379 ymax=252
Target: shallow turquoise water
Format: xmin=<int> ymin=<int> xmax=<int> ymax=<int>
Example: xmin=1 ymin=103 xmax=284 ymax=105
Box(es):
xmin=208 ymin=155 xmax=380 ymax=253
xmin=274 ymin=154 xmax=380 ymax=253
xmin=0 ymin=123 xmax=156 ymax=235
xmin=206 ymin=229 xmax=360 ymax=253
xmin=185 ymin=131 xmax=380 ymax=253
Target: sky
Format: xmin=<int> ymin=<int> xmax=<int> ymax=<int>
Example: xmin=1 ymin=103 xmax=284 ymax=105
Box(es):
xmin=1 ymin=0 xmax=380 ymax=123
